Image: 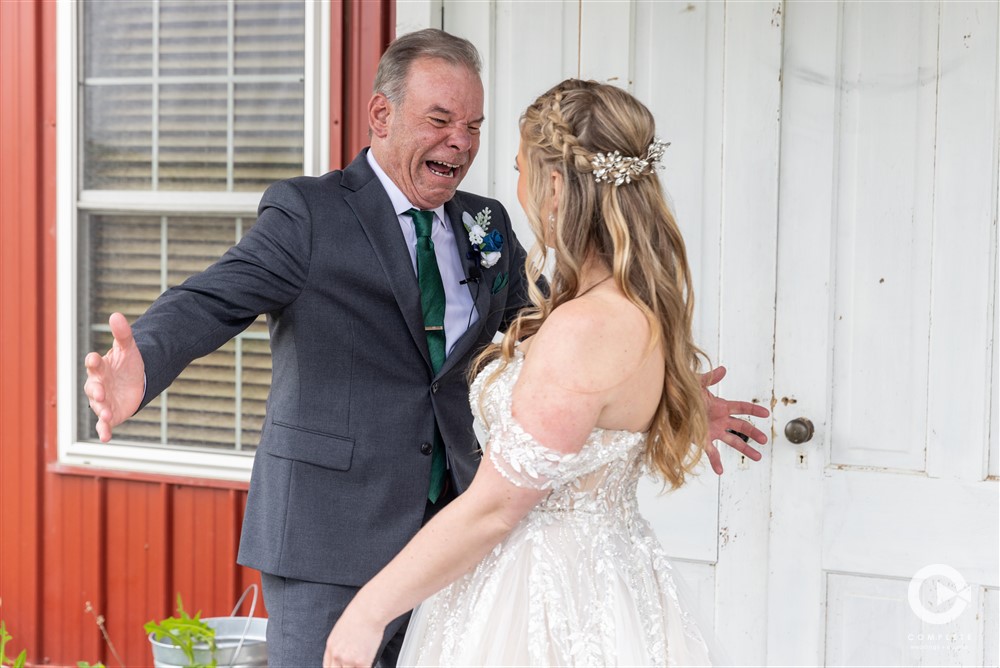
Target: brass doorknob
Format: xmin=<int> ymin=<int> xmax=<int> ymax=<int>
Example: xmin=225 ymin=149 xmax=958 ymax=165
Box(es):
xmin=784 ymin=418 xmax=814 ymax=444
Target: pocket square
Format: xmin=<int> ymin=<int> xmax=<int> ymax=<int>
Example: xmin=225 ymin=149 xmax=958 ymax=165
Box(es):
xmin=491 ymin=272 xmax=508 ymax=294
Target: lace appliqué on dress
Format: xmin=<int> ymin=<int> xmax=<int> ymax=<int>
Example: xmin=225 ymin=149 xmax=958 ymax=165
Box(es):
xmin=486 ymin=394 xmax=584 ymax=489
xmin=488 ymin=432 xmax=575 ymax=490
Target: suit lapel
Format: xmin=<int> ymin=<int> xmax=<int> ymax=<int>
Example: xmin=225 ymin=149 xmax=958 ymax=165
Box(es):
xmin=342 ymin=152 xmax=493 ymax=379
xmin=343 ymin=155 xmax=431 ymax=370
xmin=437 ymin=196 xmax=492 ymax=379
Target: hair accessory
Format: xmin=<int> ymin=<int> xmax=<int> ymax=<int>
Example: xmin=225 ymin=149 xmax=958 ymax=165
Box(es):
xmin=591 ymin=138 xmax=670 ymax=186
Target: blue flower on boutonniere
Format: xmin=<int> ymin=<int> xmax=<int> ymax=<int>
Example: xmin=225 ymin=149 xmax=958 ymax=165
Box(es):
xmin=461 ymin=207 xmax=503 ymax=268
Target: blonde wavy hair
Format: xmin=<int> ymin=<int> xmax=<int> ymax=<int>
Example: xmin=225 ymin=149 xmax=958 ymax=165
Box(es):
xmin=472 ymin=79 xmax=708 ymax=489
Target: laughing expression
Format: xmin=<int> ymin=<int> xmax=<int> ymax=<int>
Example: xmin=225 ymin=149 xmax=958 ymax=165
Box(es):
xmin=369 ymin=58 xmax=485 ymax=210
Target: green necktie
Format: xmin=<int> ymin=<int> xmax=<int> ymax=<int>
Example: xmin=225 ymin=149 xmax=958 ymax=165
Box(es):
xmin=405 ymin=208 xmax=447 ymax=503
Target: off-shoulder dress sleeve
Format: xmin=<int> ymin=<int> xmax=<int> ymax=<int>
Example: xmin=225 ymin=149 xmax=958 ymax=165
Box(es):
xmin=485 ymin=399 xmax=589 ymax=491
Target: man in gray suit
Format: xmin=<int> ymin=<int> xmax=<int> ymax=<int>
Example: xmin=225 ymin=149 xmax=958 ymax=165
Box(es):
xmin=85 ymin=29 xmax=766 ymax=666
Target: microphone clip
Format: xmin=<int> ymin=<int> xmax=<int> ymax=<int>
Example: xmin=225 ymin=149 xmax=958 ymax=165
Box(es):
xmin=460 ymin=263 xmax=482 ymax=286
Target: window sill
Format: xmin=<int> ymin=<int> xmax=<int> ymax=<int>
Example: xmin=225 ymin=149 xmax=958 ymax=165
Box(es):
xmin=48 ymin=461 xmax=251 ymax=490
xmin=56 ymin=441 xmax=253 ymax=488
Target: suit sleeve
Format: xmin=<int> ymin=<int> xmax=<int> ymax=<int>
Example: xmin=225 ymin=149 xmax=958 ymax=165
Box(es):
xmin=133 ymin=179 xmax=313 ymax=407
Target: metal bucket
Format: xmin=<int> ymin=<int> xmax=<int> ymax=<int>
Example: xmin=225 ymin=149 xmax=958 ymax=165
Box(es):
xmin=149 ymin=585 xmax=268 ymax=668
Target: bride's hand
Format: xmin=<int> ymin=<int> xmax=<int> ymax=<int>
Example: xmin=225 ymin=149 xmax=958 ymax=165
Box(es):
xmin=701 ymin=365 xmax=770 ymax=474
xmin=323 ymin=606 xmax=383 ymax=668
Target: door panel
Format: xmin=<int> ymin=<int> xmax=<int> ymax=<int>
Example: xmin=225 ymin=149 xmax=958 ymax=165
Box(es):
xmin=829 ymin=0 xmax=938 ymax=471
xmin=825 ymin=573 xmax=983 ymax=667
xmin=770 ymin=0 xmax=999 ymax=665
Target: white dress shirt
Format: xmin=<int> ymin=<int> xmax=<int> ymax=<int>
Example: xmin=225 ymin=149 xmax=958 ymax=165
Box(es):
xmin=366 ymin=151 xmax=479 ymax=357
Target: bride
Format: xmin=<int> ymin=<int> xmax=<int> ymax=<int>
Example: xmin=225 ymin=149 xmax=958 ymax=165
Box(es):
xmin=325 ymin=79 xmax=748 ymax=667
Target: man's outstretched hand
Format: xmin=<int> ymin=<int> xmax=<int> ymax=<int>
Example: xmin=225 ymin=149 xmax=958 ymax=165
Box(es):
xmin=702 ymin=366 xmax=770 ymax=474
xmin=83 ymin=312 xmax=145 ymax=442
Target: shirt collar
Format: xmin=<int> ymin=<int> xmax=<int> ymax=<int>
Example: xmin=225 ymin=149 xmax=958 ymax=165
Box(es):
xmin=366 ymin=149 xmax=447 ymax=227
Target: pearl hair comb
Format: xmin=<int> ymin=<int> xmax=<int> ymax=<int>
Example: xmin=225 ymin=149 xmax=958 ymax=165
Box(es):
xmin=591 ymin=138 xmax=670 ymax=186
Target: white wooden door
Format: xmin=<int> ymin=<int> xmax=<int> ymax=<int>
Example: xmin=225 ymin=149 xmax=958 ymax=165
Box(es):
xmin=769 ymin=2 xmax=999 ymax=665
xmin=404 ymin=0 xmax=999 ymax=664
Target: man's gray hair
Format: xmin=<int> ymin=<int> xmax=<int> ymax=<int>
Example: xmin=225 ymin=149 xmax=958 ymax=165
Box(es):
xmin=374 ymin=28 xmax=482 ymax=105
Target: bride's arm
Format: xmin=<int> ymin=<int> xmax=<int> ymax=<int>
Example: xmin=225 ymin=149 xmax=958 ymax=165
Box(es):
xmin=323 ymin=301 xmax=638 ymax=668
xmin=323 ymin=447 xmax=548 ymax=667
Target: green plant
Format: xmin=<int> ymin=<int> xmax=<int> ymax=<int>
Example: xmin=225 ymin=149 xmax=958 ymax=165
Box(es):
xmin=0 ymin=620 xmax=106 ymax=668
xmin=0 ymin=621 xmax=27 ymax=668
xmin=144 ymin=595 xmax=217 ymax=668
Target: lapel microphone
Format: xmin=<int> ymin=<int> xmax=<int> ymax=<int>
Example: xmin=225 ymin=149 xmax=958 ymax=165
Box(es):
xmin=460 ymin=264 xmax=482 ymax=285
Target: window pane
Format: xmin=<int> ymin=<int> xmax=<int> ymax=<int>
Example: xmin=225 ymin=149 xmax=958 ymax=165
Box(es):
xmin=77 ymin=0 xmax=303 ymax=458
xmin=234 ymin=82 xmax=304 ymax=191
xmin=86 ymin=214 xmax=162 ymax=324
xmin=159 ymin=1 xmax=229 ymax=77
xmin=235 ymin=1 xmax=305 ymax=76
xmin=167 ymin=341 xmax=237 ymax=447
xmin=81 ymin=0 xmax=305 ymax=194
xmin=159 ymin=84 xmax=228 ymax=190
xmin=241 ymin=337 xmax=270 ymax=450
xmin=84 ymin=85 xmax=154 ymax=190
xmin=79 ymin=213 xmax=270 ymax=453
xmin=167 ymin=215 xmax=237 ymax=284
xmin=84 ymin=0 xmax=153 ymax=79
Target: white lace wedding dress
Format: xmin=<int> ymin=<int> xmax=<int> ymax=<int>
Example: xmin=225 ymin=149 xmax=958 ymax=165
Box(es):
xmin=398 ymin=350 xmax=717 ymax=666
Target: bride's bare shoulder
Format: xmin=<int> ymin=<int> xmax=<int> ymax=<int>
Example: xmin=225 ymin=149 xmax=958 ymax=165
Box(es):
xmin=523 ymin=292 xmax=651 ymax=395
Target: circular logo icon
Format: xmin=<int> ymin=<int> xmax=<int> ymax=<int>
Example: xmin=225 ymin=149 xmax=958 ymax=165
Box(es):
xmin=907 ymin=564 xmax=972 ymax=625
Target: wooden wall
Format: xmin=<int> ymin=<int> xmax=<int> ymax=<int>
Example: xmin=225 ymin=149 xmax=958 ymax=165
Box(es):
xmin=0 ymin=1 xmax=392 ymax=664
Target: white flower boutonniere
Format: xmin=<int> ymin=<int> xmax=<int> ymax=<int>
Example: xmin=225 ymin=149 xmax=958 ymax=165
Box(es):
xmin=461 ymin=207 xmax=503 ymax=269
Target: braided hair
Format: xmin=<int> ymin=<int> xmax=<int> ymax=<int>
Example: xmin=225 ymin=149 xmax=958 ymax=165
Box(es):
xmin=472 ymin=79 xmax=708 ymax=489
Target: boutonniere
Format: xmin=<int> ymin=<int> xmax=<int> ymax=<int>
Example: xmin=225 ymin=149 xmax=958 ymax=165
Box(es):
xmin=461 ymin=207 xmax=503 ymax=269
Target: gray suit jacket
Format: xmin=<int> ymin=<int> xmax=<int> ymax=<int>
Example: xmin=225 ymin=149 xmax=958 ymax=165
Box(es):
xmin=133 ymin=150 xmax=532 ymax=586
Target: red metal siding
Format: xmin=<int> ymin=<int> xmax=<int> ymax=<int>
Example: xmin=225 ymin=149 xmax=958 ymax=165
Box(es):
xmin=102 ymin=480 xmax=166 ymax=666
xmin=170 ymin=486 xmax=246 ymax=622
xmin=0 ymin=0 xmax=46 ymax=659
xmin=41 ymin=475 xmax=104 ymax=664
xmin=0 ymin=1 xmax=394 ymax=664
xmin=40 ymin=477 xmax=263 ymax=667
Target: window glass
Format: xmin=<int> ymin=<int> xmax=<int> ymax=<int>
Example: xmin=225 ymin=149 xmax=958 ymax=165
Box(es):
xmin=76 ymin=0 xmax=304 ymax=454
xmin=81 ymin=0 xmax=305 ymax=193
xmin=79 ymin=212 xmax=271 ymax=451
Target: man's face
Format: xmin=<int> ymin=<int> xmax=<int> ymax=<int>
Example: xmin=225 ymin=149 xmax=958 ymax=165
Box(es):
xmin=369 ymin=58 xmax=484 ymax=210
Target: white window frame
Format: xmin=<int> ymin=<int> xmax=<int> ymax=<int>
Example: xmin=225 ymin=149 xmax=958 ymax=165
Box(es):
xmin=56 ymin=0 xmax=330 ymax=481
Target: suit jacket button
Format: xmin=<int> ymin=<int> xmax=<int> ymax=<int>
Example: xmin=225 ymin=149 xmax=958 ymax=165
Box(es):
xmin=431 ymin=382 xmax=440 ymax=393
xmin=420 ymin=442 xmax=433 ymax=455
